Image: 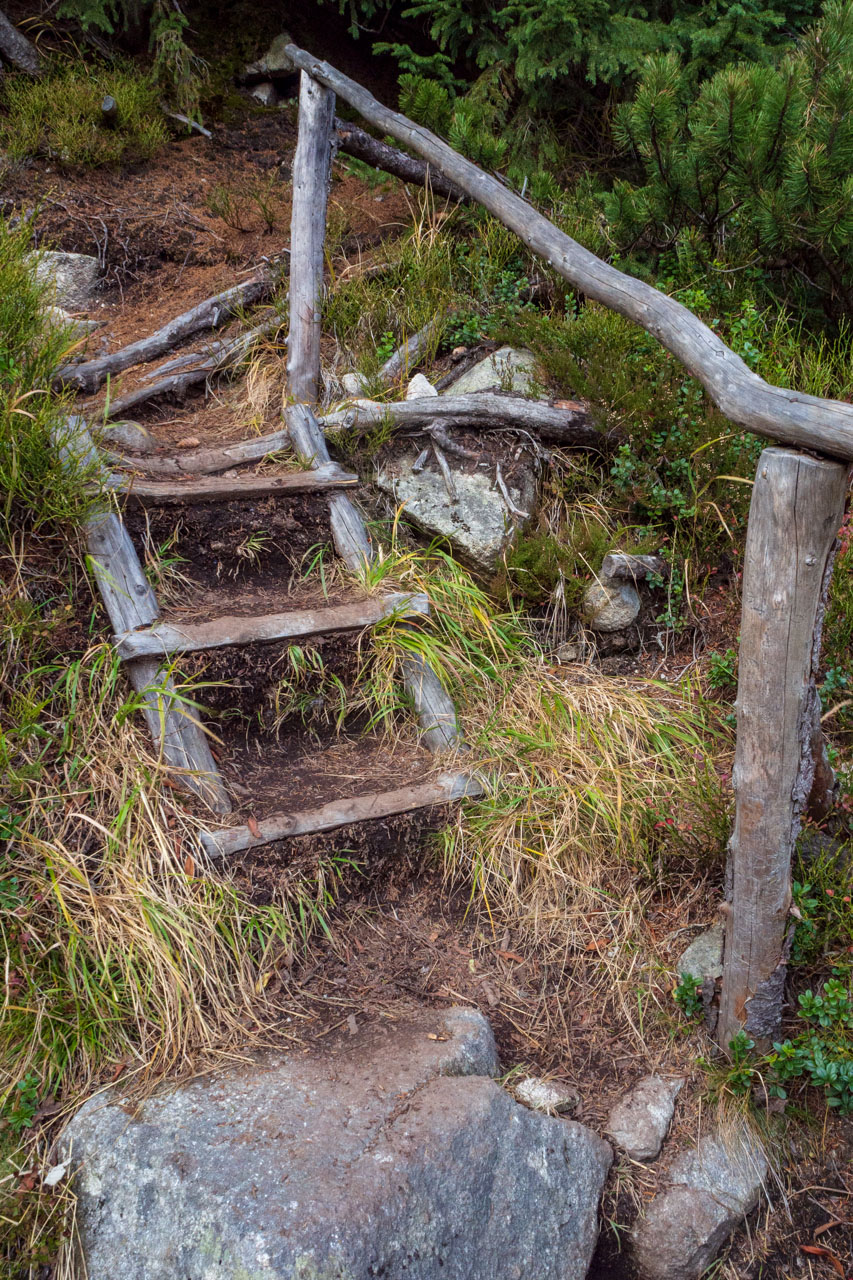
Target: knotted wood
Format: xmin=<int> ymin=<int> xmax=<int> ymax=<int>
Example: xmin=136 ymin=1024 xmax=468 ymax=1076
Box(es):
xmin=717 ymin=448 xmax=848 ymax=1049
xmin=287 ymin=72 xmax=335 ymax=405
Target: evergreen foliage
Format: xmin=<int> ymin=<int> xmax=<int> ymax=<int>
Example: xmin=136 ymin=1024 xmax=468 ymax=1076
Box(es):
xmin=605 ymin=1 xmax=853 ymax=310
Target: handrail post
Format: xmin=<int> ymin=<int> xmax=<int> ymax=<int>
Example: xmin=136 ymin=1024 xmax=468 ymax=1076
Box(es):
xmin=287 ymin=71 xmax=336 ymax=405
xmin=717 ymin=447 xmax=848 ymax=1050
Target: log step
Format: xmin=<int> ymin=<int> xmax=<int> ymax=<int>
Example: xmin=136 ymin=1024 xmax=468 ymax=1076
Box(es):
xmin=114 ymin=591 xmax=429 ymax=660
xmin=120 ymin=462 xmax=357 ymax=506
xmin=200 ymin=769 xmax=483 ymax=858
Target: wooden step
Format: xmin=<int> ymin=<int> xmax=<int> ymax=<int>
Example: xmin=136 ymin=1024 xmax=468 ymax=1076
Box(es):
xmin=200 ymin=769 xmax=483 ymax=858
xmin=114 ymin=591 xmax=429 ymax=660
xmin=120 ymin=462 xmax=357 ymax=507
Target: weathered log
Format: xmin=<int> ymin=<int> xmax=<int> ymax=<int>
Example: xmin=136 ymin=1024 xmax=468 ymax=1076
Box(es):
xmin=55 ymin=418 xmax=231 ymax=814
xmin=108 ymin=428 xmax=292 ymax=477
xmin=287 ymin=72 xmax=335 ymax=404
xmin=200 ymin=769 xmax=482 ymax=858
xmin=97 ymin=316 xmax=281 ymax=419
xmin=114 ymin=591 xmax=429 ymax=660
xmin=717 ymin=448 xmax=848 ymax=1050
xmin=324 ymin=392 xmax=608 ymax=449
xmin=335 ymin=117 xmax=466 ymax=203
xmin=57 ymin=274 xmax=273 ymax=393
xmin=282 ymin=42 xmax=853 ymax=462
xmin=284 ymin=401 xmax=460 ymax=747
xmin=122 ymin=464 xmax=357 ymax=507
xmin=0 ymin=8 xmax=40 ymax=74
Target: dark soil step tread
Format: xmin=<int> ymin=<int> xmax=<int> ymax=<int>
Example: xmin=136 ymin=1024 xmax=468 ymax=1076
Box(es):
xmin=114 ymin=590 xmax=429 ymax=659
xmin=200 ymin=769 xmax=482 ymax=858
xmin=120 ymin=463 xmax=357 ymax=506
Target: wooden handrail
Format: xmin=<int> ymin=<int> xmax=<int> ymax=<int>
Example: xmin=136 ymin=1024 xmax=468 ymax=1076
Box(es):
xmin=283 ymin=42 xmax=853 ymax=464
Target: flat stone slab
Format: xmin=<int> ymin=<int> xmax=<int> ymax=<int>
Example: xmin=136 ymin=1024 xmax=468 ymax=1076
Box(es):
xmin=514 ymin=1075 xmax=579 ymax=1114
xmin=443 ymin=346 xmax=539 ymax=396
xmin=377 ymin=447 xmax=538 ymax=572
xmin=632 ymin=1127 xmax=768 ymax=1280
xmin=64 ymin=1007 xmax=612 ymax=1280
xmin=605 ymin=1075 xmax=683 ymax=1161
xmin=677 ymin=922 xmax=724 ymax=981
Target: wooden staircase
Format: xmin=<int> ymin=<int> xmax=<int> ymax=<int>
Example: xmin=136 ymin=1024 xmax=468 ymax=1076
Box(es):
xmin=61 ymin=408 xmax=479 ymax=863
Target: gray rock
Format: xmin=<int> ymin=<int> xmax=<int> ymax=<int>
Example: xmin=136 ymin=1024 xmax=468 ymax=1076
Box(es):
xmin=46 ymin=306 xmax=102 ymax=341
xmin=378 ymin=446 xmax=538 ymax=572
xmin=245 ymin=33 xmax=295 ymax=80
xmin=250 ymin=80 xmax=280 ymax=107
xmin=443 ymin=346 xmax=539 ymax=396
xmin=98 ymin=421 xmax=157 ymax=454
xmin=28 ymin=250 xmax=101 ymax=310
xmin=582 ymin=577 xmax=641 ymax=632
xmin=601 ymin=553 xmax=666 ymax=584
xmin=632 ymin=1126 xmax=768 ymax=1280
xmin=514 ymin=1075 xmax=579 ymax=1114
xmin=64 ymin=1006 xmax=611 ymax=1280
xmin=605 ymin=1075 xmax=683 ymax=1161
xmin=677 ymin=922 xmax=724 ymax=982
xmin=406 ymin=372 xmax=438 ymax=399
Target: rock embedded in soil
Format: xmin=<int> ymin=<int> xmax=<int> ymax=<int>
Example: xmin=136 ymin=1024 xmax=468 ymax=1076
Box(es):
xmin=631 ymin=1127 xmax=768 ymax=1280
xmin=442 ymin=346 xmax=539 ymax=396
xmin=582 ymin=577 xmax=641 ymax=632
xmin=515 ymin=1075 xmax=579 ymax=1114
xmin=28 ymin=250 xmax=101 ymax=311
xmin=406 ymin=372 xmax=438 ymax=399
xmin=98 ymin=421 xmax=157 ymax=454
xmin=677 ymin=921 xmax=724 ymax=982
xmin=46 ymin=305 xmax=102 ymax=341
xmin=251 ymin=80 xmax=280 ymax=107
xmin=377 ymin=445 xmax=538 ymax=572
xmin=582 ymin=553 xmax=666 ymax=633
xmin=605 ymin=1075 xmax=683 ymax=1161
xmin=64 ymin=1006 xmax=611 ymax=1280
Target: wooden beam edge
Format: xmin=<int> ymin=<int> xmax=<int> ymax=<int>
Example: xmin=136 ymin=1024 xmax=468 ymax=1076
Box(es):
xmin=199 ymin=769 xmax=484 ymax=858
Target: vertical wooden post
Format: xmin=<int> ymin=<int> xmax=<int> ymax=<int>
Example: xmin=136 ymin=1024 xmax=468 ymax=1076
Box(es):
xmin=717 ymin=447 xmax=847 ymax=1050
xmin=287 ymin=71 xmax=336 ymax=405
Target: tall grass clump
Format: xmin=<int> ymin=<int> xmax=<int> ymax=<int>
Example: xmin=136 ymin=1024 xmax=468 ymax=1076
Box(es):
xmin=1 ymin=59 xmax=167 ymax=169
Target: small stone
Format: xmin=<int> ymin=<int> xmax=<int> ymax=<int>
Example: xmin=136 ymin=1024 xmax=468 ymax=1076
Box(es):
xmin=554 ymin=641 xmax=583 ymax=663
xmin=176 ymin=435 xmax=201 ymax=449
xmin=514 ymin=1076 xmax=579 ymax=1114
xmin=632 ymin=1126 xmax=768 ymax=1280
xmin=28 ymin=250 xmax=101 ymax=310
xmin=606 ymin=1075 xmax=683 ymax=1161
xmin=341 ymin=371 xmax=366 ymax=396
xmin=582 ymin=578 xmax=641 ymax=632
xmin=601 ymin=553 xmax=667 ymax=583
xmin=405 ymin=372 xmax=438 ymax=400
xmin=451 ymin=345 xmax=467 ymax=359
xmin=677 ymin=922 xmax=724 ymax=982
xmin=443 ymin=346 xmax=539 ymax=396
xmin=244 ymin=32 xmax=295 ymax=79
xmin=46 ymin=306 xmax=102 ymax=341
xmin=99 ymin=422 xmax=156 ymax=454
xmin=250 ymin=80 xmax=279 ymax=107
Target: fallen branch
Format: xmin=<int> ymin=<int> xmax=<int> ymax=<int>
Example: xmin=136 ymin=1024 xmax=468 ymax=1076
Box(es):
xmin=342 ymin=317 xmax=443 ymax=396
xmin=284 ymin=41 xmax=853 ymax=462
xmin=323 ymin=392 xmax=610 ymax=449
xmin=96 ymin=316 xmax=282 ymax=420
xmin=0 ymin=8 xmax=40 ymax=74
xmin=162 ymin=107 xmax=212 ymax=139
xmin=335 ymin=118 xmax=466 ymax=204
xmin=57 ymin=273 xmax=274 ymax=393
